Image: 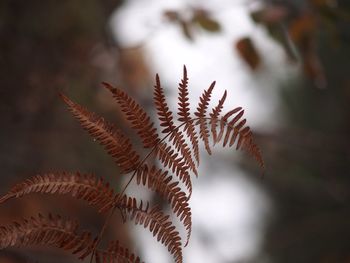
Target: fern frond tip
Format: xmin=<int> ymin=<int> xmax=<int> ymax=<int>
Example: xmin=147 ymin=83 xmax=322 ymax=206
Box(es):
xmin=58 ymin=92 xmax=73 ymax=106
xmin=101 ymin=81 xmax=115 ymax=92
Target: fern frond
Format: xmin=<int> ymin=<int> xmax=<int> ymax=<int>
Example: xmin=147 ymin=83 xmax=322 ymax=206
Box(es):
xmin=177 ymin=66 xmax=190 ymax=123
xmin=103 ymin=83 xmax=160 ymax=149
xmin=215 ymin=107 xmax=242 ymax=143
xmin=222 ymin=109 xmax=245 ymax=147
xmin=210 ymin=90 xmax=227 ymax=144
xmin=228 ymin=119 xmax=246 ymax=147
xmin=0 ymin=172 xmax=115 ymax=213
xmin=177 ymin=66 xmax=200 ymax=164
xmin=155 ymin=142 xmax=192 ymax=195
xmin=117 ymin=195 xmax=183 ymax=263
xmin=96 ymin=240 xmax=143 ymax=263
xmin=215 ymin=108 xmax=265 ymax=169
xmin=0 ymin=214 xmax=96 ymax=260
xmin=169 ymin=130 xmax=198 ymax=176
xmin=241 ymin=131 xmax=265 ymax=170
xmin=136 ymin=165 xmax=192 ymax=246
xmin=154 ymin=74 xmax=176 ymax=134
xmin=154 ymin=74 xmax=197 ymax=176
xmin=59 ymin=93 xmax=140 ymax=173
xmin=194 ymin=81 xmax=215 ymax=155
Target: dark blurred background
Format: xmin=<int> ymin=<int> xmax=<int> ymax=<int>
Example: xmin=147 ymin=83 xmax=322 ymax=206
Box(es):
xmin=0 ymin=0 xmax=350 ymax=262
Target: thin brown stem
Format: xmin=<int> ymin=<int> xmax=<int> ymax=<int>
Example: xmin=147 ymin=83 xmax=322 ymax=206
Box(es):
xmin=88 ymin=119 xmax=196 ymax=263
xmin=89 ymin=116 xmax=256 ymax=263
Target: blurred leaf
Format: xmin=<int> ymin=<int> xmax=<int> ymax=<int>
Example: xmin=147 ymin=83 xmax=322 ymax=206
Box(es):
xmin=288 ymin=14 xmax=316 ymax=43
xmin=195 ymin=16 xmax=221 ymax=32
xmin=180 ymin=20 xmax=194 ymax=40
xmin=235 ymin=37 xmax=261 ymax=70
xmin=251 ymin=10 xmax=264 ymax=23
xmin=267 ymin=24 xmax=299 ymax=61
xmin=163 ymin=10 xmax=179 ymax=22
xmin=251 ymin=6 xmax=288 ymax=25
xmin=164 ymin=8 xmax=220 ymax=41
xmin=287 ymin=14 xmax=327 ymax=87
xmin=193 ymin=9 xmax=221 ymax=32
xmin=251 ymin=7 xmax=298 ymax=61
xmin=163 ymin=9 xmax=194 ymax=40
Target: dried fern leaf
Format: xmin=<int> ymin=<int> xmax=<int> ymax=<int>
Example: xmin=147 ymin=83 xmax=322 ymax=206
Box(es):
xmin=177 ymin=66 xmax=200 ymax=164
xmin=222 ymin=110 xmax=245 ymax=147
xmin=215 ymin=109 xmax=265 ymax=169
xmin=168 ymin=130 xmax=198 ymax=176
xmin=117 ymin=195 xmax=183 ymax=263
xmin=194 ymin=81 xmax=215 ymax=155
xmin=0 ymin=172 xmax=115 ymax=213
xmin=210 ymin=90 xmax=227 ymax=144
xmin=103 ymin=82 xmax=160 ymax=149
xmin=154 ymin=74 xmax=198 ymax=176
xmin=215 ymin=107 xmax=242 ymax=143
xmin=0 ymin=214 xmax=96 ymax=260
xmin=155 ymin=142 xmax=192 ymax=195
xmin=154 ymin=74 xmax=176 ymax=134
xmin=95 ymin=240 xmax=143 ymax=263
xmin=228 ymin=121 xmax=264 ymax=169
xmin=228 ymin=119 xmax=246 ymax=147
xmin=241 ymin=131 xmax=265 ymax=170
xmin=59 ymin=93 xmax=140 ymax=173
xmin=136 ymin=165 xmax=192 ymax=246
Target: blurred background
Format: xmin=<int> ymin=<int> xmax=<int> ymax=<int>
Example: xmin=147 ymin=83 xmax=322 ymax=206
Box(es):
xmin=0 ymin=0 xmax=349 ymax=262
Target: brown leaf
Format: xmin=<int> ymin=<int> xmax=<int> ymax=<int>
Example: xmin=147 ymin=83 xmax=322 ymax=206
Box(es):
xmin=235 ymin=37 xmax=261 ymax=70
xmin=163 ymin=10 xmax=180 ymax=21
xmin=180 ymin=20 xmax=194 ymax=41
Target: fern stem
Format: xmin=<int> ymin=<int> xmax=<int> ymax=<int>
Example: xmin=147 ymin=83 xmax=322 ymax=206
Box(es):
xmin=90 ymin=115 xmax=261 ymax=262
xmin=118 ymin=118 xmax=197 ymax=198
xmin=88 ymin=206 xmax=115 ymax=263
xmin=90 ymin=119 xmax=196 ymax=262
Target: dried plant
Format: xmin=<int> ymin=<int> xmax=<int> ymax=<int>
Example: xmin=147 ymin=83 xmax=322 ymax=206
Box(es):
xmin=0 ymin=66 xmax=264 ymax=263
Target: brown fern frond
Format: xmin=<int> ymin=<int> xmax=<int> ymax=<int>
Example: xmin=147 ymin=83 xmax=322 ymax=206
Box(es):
xmin=215 ymin=107 xmax=242 ymax=143
xmin=168 ymin=130 xmax=198 ymax=176
xmin=154 ymin=74 xmax=197 ymax=176
xmin=155 ymin=142 xmax=192 ymax=195
xmin=0 ymin=172 xmax=115 ymax=213
xmin=228 ymin=121 xmax=264 ymax=170
xmin=241 ymin=131 xmax=265 ymax=170
xmin=228 ymin=119 xmax=246 ymax=147
xmin=154 ymin=74 xmax=176 ymax=134
xmin=215 ymin=109 xmax=265 ymax=169
xmin=59 ymin=93 xmax=140 ymax=173
xmin=96 ymin=240 xmax=143 ymax=263
xmin=103 ymin=82 xmax=160 ymax=149
xmin=209 ymin=90 xmax=227 ymax=144
xmin=0 ymin=67 xmax=265 ymax=263
xmin=194 ymin=81 xmax=215 ymax=155
xmin=177 ymin=66 xmax=200 ymax=164
xmin=0 ymin=214 xmax=96 ymax=260
xmin=177 ymin=66 xmax=190 ymax=124
xmin=222 ymin=109 xmax=245 ymax=147
xmin=117 ymin=195 xmax=183 ymax=263
xmin=136 ymin=165 xmax=192 ymax=246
